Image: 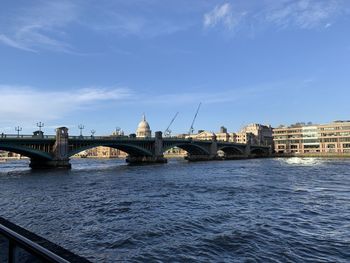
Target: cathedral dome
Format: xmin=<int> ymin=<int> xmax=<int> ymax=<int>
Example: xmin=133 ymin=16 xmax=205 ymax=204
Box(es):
xmin=136 ymin=114 xmax=151 ymax=138
xmin=138 ymin=119 xmax=150 ymax=130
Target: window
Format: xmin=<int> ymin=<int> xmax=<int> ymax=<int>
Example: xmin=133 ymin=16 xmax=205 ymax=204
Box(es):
xmin=303 ymin=139 xmax=320 ymax=143
xmin=322 ymin=138 xmax=337 ymax=143
xmin=304 ymin=145 xmax=320 ymax=149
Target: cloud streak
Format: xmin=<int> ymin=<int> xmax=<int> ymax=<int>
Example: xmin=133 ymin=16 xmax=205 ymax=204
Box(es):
xmin=265 ymin=0 xmax=344 ymax=29
xmin=203 ymin=0 xmax=347 ymax=33
xmin=0 ymin=0 xmax=190 ymax=52
xmin=0 ymin=85 xmax=131 ymax=123
xmin=203 ymin=3 xmax=248 ymax=32
xmin=0 ymin=78 xmax=307 ymax=124
xmin=134 ymin=79 xmax=309 ymax=106
xmin=2 ymin=0 xmax=347 ymax=53
xmin=0 ymin=1 xmax=78 ymax=53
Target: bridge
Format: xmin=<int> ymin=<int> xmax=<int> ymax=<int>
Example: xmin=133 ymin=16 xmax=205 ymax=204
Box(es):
xmin=0 ymin=127 xmax=271 ymax=168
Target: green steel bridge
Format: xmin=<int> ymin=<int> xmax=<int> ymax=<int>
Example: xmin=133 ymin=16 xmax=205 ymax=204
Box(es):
xmin=0 ymin=127 xmax=271 ymax=168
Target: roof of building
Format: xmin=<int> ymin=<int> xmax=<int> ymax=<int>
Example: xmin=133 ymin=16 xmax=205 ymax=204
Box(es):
xmin=137 ymin=114 xmax=150 ymax=130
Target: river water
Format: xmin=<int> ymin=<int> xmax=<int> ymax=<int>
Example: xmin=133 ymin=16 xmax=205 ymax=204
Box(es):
xmin=0 ymin=158 xmax=349 ymax=262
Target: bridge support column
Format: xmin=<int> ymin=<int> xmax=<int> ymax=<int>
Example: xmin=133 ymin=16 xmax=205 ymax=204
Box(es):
xmin=186 ymin=137 xmax=219 ymax=162
xmin=126 ymin=155 xmax=167 ymax=164
xmin=209 ymin=139 xmax=218 ymax=160
xmin=245 ymin=144 xmax=251 ymax=158
xmin=269 ymin=146 xmax=273 ymax=156
xmin=30 ymin=127 xmax=71 ymax=169
xmin=221 ymin=154 xmax=246 ymax=160
xmin=126 ymin=131 xmax=167 ymax=165
xmin=29 ymin=159 xmax=71 ymax=169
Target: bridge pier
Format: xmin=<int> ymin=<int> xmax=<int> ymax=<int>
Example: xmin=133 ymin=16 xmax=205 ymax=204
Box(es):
xmin=29 ymin=159 xmax=72 ymax=169
xmin=186 ymin=138 xmax=219 ymax=162
xmin=126 ymin=155 xmax=167 ymax=164
xmin=220 ymin=154 xmax=247 ymax=160
xmin=126 ymin=131 xmax=168 ymax=165
xmin=30 ymin=127 xmax=71 ymax=169
xmin=245 ymin=144 xmax=251 ymax=158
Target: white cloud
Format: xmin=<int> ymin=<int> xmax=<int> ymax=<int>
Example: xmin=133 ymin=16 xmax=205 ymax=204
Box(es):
xmin=90 ymin=12 xmax=187 ymax=38
xmin=0 ymin=0 xmax=190 ymax=52
xmin=0 ymin=34 xmax=36 ymax=52
xmin=203 ymin=3 xmax=245 ymax=31
xmin=136 ymin=80 xmax=296 ymax=106
xmin=0 ymin=85 xmax=131 ymax=123
xmin=0 ymin=1 xmax=78 ymax=53
xmin=203 ymin=0 xmax=347 ymax=33
xmin=265 ymin=0 xmax=343 ymax=29
xmin=74 ymin=88 xmax=130 ymax=102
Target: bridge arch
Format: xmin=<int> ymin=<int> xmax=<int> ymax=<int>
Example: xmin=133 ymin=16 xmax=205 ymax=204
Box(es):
xmin=217 ymin=146 xmax=244 ymax=156
xmin=163 ymin=143 xmax=210 ymax=156
xmin=68 ymin=142 xmax=153 ymax=158
xmin=0 ymin=144 xmax=53 ymax=160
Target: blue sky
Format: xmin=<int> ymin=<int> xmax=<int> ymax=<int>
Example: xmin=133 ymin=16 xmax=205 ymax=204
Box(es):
xmin=1 ymin=0 xmax=350 ymax=136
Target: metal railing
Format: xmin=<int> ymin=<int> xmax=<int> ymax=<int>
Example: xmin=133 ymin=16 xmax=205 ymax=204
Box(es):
xmin=0 ymin=134 xmax=154 ymax=140
xmin=69 ymin=136 xmax=194 ymax=141
xmin=0 ymin=134 xmax=56 ymax=139
xmin=0 ymin=217 xmax=90 ymax=263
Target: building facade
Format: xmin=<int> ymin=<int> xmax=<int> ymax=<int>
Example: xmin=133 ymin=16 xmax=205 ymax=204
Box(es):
xmin=95 ymin=147 xmax=127 ymax=158
xmin=239 ymin=123 xmax=273 ymax=146
xmin=180 ymin=124 xmax=273 ymax=146
xmin=235 ymin=132 xmax=255 ymax=144
xmin=187 ymin=131 xmax=216 ymax=141
xmin=273 ymin=120 xmax=350 ymax=154
xmin=74 ymin=147 xmax=127 ymax=158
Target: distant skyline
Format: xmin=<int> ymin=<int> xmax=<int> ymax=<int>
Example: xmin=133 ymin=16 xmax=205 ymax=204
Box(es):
xmin=1 ymin=0 xmax=350 ymax=135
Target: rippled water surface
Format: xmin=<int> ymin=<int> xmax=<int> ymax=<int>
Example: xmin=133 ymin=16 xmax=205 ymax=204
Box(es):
xmin=0 ymin=158 xmax=349 ymax=262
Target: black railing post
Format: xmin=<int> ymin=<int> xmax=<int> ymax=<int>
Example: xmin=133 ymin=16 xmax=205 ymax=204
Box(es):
xmin=8 ymin=240 xmax=14 ymax=263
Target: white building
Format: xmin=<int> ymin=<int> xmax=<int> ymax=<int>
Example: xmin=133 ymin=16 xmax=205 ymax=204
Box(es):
xmin=136 ymin=114 xmax=152 ymax=138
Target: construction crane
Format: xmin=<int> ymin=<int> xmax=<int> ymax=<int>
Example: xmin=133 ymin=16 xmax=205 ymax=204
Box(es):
xmin=189 ymin=102 xmax=202 ymax=135
xmin=164 ymin=112 xmax=179 ymax=137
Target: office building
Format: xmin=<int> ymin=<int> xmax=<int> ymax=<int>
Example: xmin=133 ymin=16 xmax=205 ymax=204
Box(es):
xmin=273 ymin=120 xmax=350 ymax=154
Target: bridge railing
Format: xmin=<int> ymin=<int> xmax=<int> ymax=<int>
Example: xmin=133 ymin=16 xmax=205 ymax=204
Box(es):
xmin=0 ymin=134 xmax=56 ymax=139
xmin=218 ymin=141 xmax=246 ymax=145
xmin=68 ymin=135 xmax=153 ymax=140
xmin=0 ymin=135 xmax=154 ymax=140
xmin=163 ymin=137 xmax=192 ymax=141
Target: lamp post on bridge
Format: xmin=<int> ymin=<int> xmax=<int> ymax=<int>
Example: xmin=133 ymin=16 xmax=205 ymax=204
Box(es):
xmin=91 ymin=129 xmax=96 ymax=138
xmin=15 ymin=126 xmax=22 ymax=138
xmin=115 ymin=127 xmax=120 ymax=136
xmin=36 ymin=122 xmax=44 ymax=132
xmin=78 ymin=124 xmax=85 ymax=137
